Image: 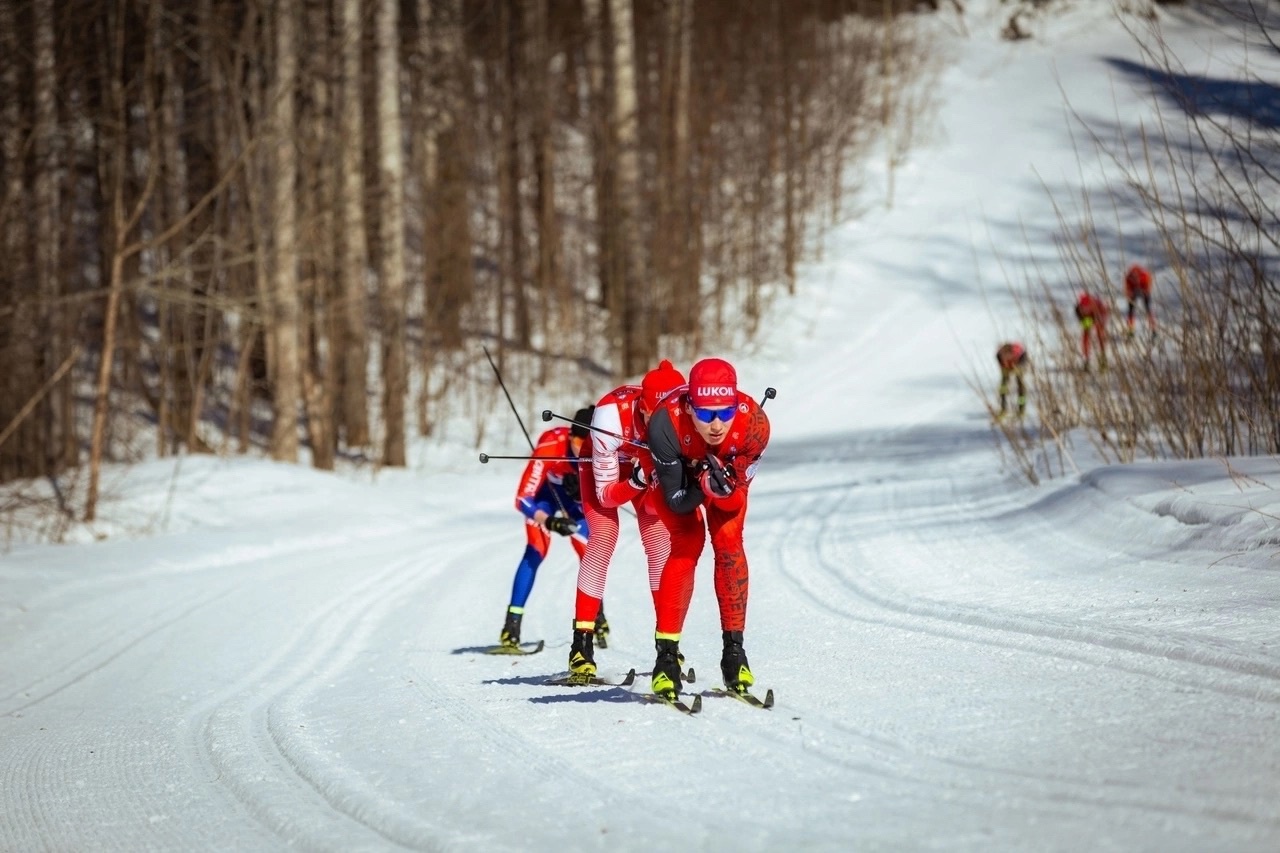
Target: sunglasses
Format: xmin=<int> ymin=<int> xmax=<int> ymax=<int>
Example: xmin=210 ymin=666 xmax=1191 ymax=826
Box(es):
xmin=692 ymin=405 xmax=736 ymax=424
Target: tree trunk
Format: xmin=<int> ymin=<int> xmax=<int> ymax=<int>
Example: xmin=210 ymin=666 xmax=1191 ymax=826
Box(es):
xmin=376 ymin=0 xmax=408 ymax=467
xmin=87 ymin=0 xmax=135 ymax=522
xmin=610 ymin=0 xmax=647 ymax=375
xmin=501 ymin=1 xmax=530 ymax=348
xmin=528 ymin=0 xmax=563 ymax=336
xmin=0 ymin=0 xmax=37 ymax=481
xmin=269 ymin=0 xmax=302 ymax=463
xmin=338 ymin=0 xmax=371 ymax=448
xmin=34 ymin=0 xmax=65 ymax=471
xmin=582 ymin=0 xmax=618 ymax=362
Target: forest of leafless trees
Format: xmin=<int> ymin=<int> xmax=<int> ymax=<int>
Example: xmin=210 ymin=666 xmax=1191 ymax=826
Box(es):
xmin=0 ymin=0 xmax=931 ymax=519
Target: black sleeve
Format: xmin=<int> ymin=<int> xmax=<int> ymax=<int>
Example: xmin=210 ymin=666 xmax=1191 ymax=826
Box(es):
xmin=647 ymin=407 xmax=705 ymax=515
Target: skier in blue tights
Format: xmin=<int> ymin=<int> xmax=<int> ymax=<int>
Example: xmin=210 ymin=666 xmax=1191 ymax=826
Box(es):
xmin=499 ymin=407 xmax=594 ymax=650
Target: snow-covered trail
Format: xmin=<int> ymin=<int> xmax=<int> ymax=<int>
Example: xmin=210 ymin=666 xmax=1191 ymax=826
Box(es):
xmin=4 ymin=427 xmax=1280 ymax=851
xmin=4 ymin=2 xmax=1280 ymax=850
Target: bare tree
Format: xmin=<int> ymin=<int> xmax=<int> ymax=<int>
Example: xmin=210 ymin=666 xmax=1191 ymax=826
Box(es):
xmin=88 ymin=0 xmax=164 ymax=521
xmin=337 ymin=0 xmax=372 ymax=449
xmin=376 ymin=0 xmax=408 ymax=467
xmin=268 ymin=0 xmax=303 ymax=463
xmin=609 ymin=0 xmax=647 ymax=375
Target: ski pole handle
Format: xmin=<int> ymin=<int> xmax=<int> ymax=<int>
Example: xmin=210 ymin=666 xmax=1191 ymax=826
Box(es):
xmin=760 ymin=387 xmax=777 ymax=409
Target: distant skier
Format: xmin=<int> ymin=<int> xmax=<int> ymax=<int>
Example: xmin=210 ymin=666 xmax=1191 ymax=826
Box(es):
xmin=646 ymin=357 xmax=771 ymax=700
xmin=1075 ymin=291 xmax=1109 ymax=371
xmin=565 ymin=360 xmax=686 ymax=680
xmin=995 ymin=342 xmax=1029 ymax=418
xmin=1123 ymin=263 xmax=1157 ymax=338
xmin=498 ymin=408 xmax=594 ymax=650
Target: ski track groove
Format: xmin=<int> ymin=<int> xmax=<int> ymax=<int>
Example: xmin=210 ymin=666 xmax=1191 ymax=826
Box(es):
xmin=754 ymin=455 xmax=1280 ymax=831
xmin=1 ymin=524 xmax=436 ymax=717
xmin=771 ymin=463 xmax=1280 ymax=704
xmin=1 ymin=583 xmax=244 ymax=717
xmin=187 ymin=535 xmax=461 ymax=851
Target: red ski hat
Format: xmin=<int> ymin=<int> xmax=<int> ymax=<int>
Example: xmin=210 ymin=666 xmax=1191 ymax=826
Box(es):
xmin=688 ymin=357 xmax=738 ymax=408
xmin=640 ymin=359 xmax=685 ymax=413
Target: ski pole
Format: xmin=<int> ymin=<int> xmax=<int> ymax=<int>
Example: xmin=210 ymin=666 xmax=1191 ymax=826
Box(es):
xmin=484 ymin=345 xmax=537 ymax=452
xmin=542 ymin=409 xmax=650 ymax=451
xmin=480 ymin=453 xmax=580 ymax=463
xmin=482 ymin=345 xmax=574 ymax=521
xmin=760 ymin=387 xmax=776 ymax=409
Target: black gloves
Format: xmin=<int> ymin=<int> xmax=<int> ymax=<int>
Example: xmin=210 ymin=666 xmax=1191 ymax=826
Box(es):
xmin=699 ymin=454 xmax=736 ymax=498
xmin=627 ymin=465 xmax=647 ymax=490
xmin=546 ymin=516 xmax=578 ymax=537
xmin=561 ymin=472 xmax=580 ymax=498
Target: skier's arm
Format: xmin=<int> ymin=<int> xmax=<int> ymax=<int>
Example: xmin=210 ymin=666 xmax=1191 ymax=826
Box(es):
xmin=648 ymin=408 xmax=704 ymax=514
xmin=714 ymin=404 xmax=771 ymax=510
xmin=591 ymin=403 xmax=644 ymax=508
xmin=516 ymin=432 xmax=562 ymax=522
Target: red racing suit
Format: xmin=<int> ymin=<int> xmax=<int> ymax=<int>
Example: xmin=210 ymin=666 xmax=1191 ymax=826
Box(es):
xmin=573 ymin=384 xmax=671 ymax=628
xmin=515 ymin=426 xmax=587 ymax=562
xmin=646 ymin=392 xmax=770 ymax=636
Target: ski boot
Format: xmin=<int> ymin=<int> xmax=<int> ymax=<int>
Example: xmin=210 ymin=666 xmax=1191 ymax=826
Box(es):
xmin=720 ymin=631 xmax=755 ymax=693
xmin=499 ymin=609 xmax=522 ymax=649
xmin=568 ymin=627 xmax=597 ymax=680
xmin=594 ymin=609 xmax=611 ymax=649
xmin=651 ymin=637 xmax=683 ymax=698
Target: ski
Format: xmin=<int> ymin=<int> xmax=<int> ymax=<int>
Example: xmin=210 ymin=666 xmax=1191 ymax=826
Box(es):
xmin=482 ymin=640 xmax=545 ymax=656
xmin=710 ymin=687 xmax=774 ymax=709
xmin=635 ymin=668 xmax=695 ymax=683
xmin=546 ymin=668 xmax=637 ymax=688
xmin=644 ymin=692 xmax=703 ymax=715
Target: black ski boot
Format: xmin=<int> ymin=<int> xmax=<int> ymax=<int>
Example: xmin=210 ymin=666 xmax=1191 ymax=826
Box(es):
xmin=499 ymin=610 xmax=522 ymax=649
xmin=568 ymin=628 xmax=597 ymax=678
xmin=594 ymin=607 xmax=611 ymax=649
xmin=720 ymin=631 xmax=755 ymax=692
xmin=651 ymin=638 xmax=683 ymax=698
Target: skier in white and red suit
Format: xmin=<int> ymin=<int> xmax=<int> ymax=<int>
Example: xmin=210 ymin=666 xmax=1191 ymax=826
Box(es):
xmin=565 ymin=359 xmax=688 ymax=680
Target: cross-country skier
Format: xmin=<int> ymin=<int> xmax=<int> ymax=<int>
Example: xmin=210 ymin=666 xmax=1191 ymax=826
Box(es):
xmin=1075 ymin=291 xmax=1110 ymax=371
xmin=646 ymin=357 xmax=771 ymax=699
xmin=995 ymin=341 xmax=1029 ymax=418
xmin=499 ymin=408 xmax=594 ymax=650
xmin=566 ymin=360 xmax=686 ymax=680
xmin=1123 ymin=264 xmax=1156 ymax=338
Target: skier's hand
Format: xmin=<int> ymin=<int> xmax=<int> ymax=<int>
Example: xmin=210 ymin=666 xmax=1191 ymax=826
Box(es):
xmin=699 ymin=454 xmax=736 ymax=499
xmin=561 ymin=471 xmax=580 ymax=498
xmin=546 ymin=516 xmax=578 ymax=537
xmin=627 ymin=465 xmax=648 ymax=490
xmin=1079 ymin=316 xmax=1094 ymax=331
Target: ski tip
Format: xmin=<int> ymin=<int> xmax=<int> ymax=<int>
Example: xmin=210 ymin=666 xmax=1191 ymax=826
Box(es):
xmin=763 ymin=689 xmax=775 ymax=709
xmin=532 ymin=640 xmax=545 ymax=653
xmin=621 ymin=668 xmax=637 ymax=687
xmin=690 ymin=695 xmax=703 ymax=713
xmin=686 ymin=667 xmax=696 ymax=684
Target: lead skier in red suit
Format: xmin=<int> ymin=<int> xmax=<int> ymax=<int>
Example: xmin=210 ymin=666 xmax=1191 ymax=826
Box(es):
xmin=646 ymin=357 xmax=770 ymax=699
xmin=565 ymin=360 xmax=686 ymax=681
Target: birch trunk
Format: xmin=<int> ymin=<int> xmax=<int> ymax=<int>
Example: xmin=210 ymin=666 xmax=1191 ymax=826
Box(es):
xmin=376 ymin=0 xmax=407 ymax=466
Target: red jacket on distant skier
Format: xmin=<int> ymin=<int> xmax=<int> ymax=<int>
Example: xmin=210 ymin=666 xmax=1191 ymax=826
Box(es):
xmin=1123 ymin=263 xmax=1157 ymax=335
xmin=1074 ymin=291 xmax=1109 ymax=369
